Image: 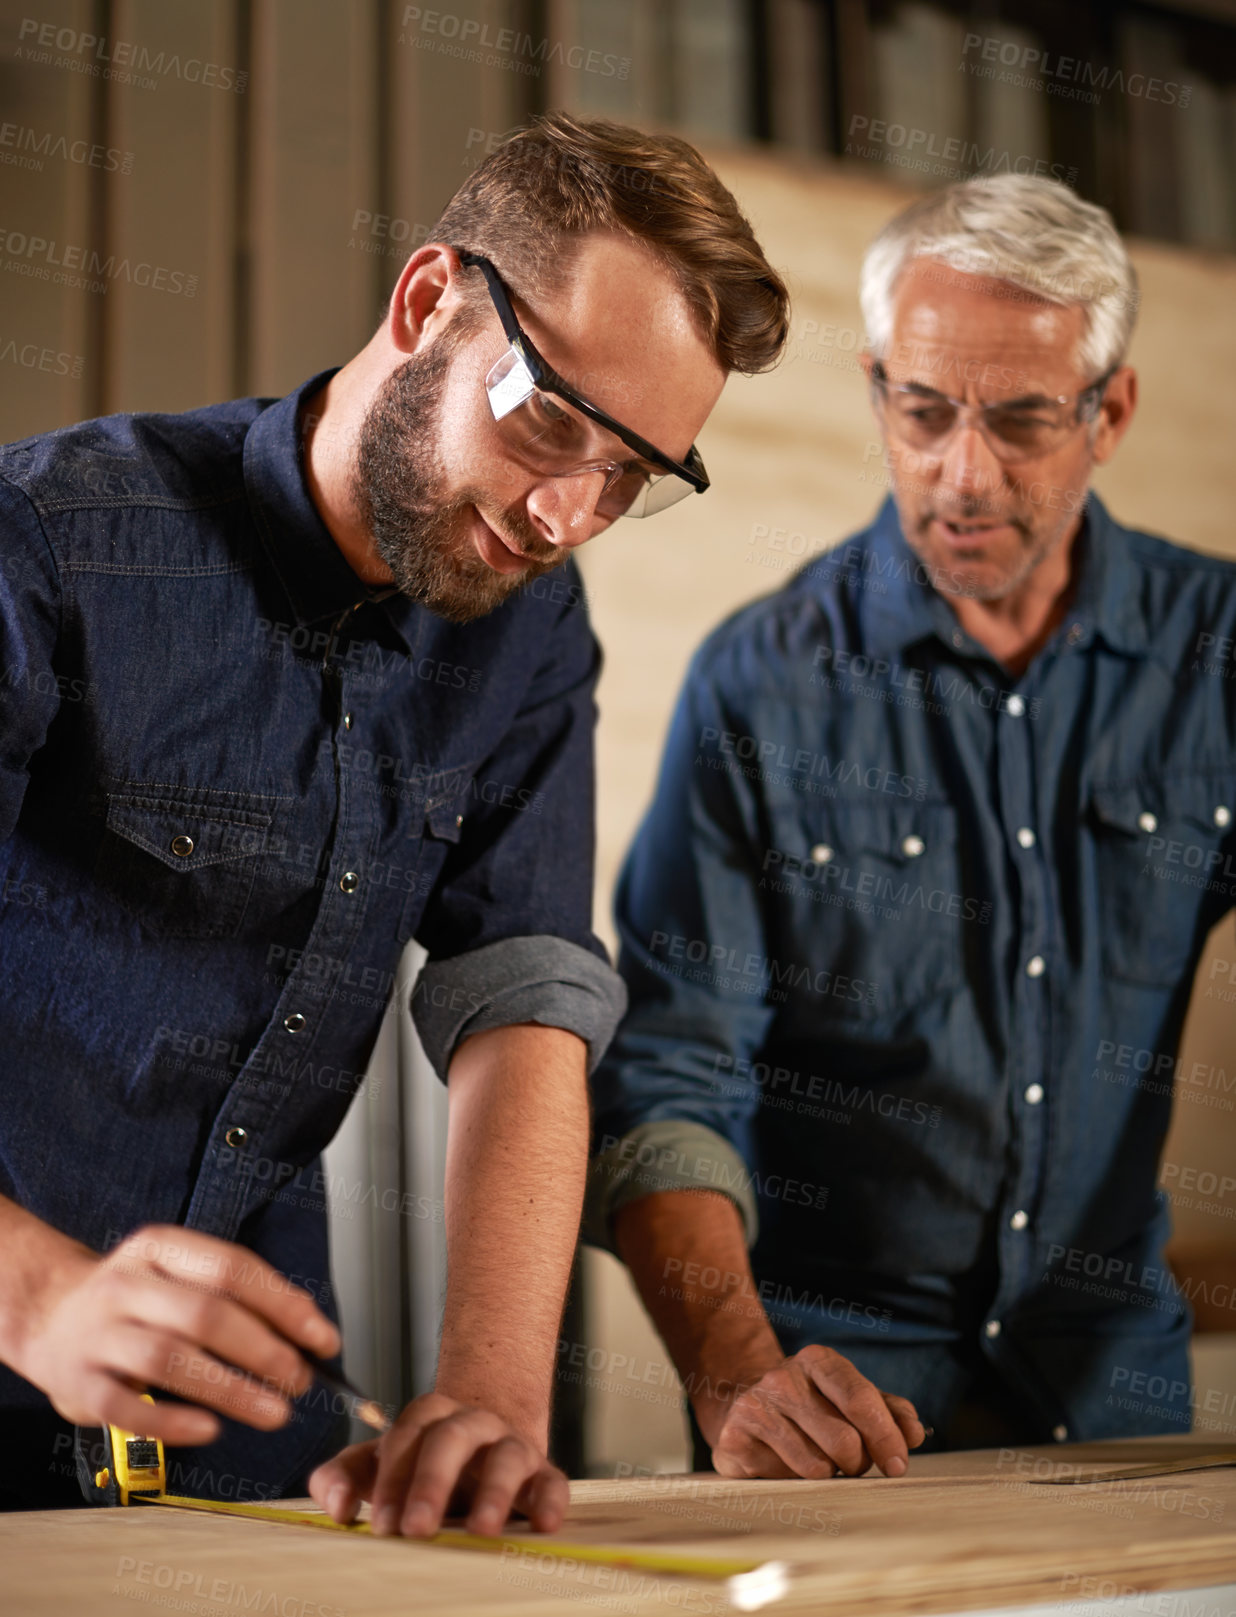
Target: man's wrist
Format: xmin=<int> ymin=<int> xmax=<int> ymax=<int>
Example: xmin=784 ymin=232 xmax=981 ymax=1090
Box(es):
xmin=0 ymin=1204 xmax=93 ymax=1374
xmin=432 ymin=1368 xmax=551 ymax=1450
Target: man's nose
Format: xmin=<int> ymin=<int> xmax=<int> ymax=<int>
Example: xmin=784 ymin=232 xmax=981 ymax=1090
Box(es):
xmin=525 ymin=470 xmax=610 ymax=550
xmin=936 ymin=417 xmax=1006 ymax=498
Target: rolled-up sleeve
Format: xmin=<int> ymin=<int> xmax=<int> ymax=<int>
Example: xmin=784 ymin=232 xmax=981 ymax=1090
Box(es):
xmin=411 ymin=934 xmax=626 ymax=1080
xmin=411 ymin=564 xmax=624 ymax=1080
xmin=584 ymin=635 xmax=779 ymax=1253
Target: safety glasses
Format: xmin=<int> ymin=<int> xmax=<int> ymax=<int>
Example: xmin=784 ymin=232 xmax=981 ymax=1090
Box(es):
xmin=456 ymin=249 xmax=709 ymax=519
xmin=871 ymin=360 xmax=1117 ymax=465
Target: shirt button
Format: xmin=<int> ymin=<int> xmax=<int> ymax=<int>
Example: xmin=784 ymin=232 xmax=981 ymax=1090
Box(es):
xmin=455 ymin=813 xmax=464 ymax=829
xmin=1016 ymin=826 xmax=1036 ymax=849
xmin=1053 ymin=1424 xmax=1069 ymax=1443
xmin=1137 ymin=811 xmax=1158 ymax=833
xmin=283 ymin=1012 xmax=307 ymax=1034
xmin=901 ymin=834 xmax=925 ymax=858
xmin=952 ymin=630 xmax=965 ymax=649
xmin=1215 ymin=805 xmax=1231 ymax=828
xmin=339 ymin=870 xmax=360 ymax=893
xmin=1010 ymin=1209 xmax=1029 ymax=1231
xmin=810 ymin=843 xmax=835 ymax=864
xmin=1005 ymin=694 xmax=1026 ymax=717
xmin=225 ymin=1126 xmax=247 ymax=1147
xmin=985 ymin=1319 xmax=1002 ymax=1339
xmin=1025 ymin=1083 xmax=1044 ymax=1105
xmin=343 ymin=712 xmax=353 ymax=730
xmin=170 ymin=834 xmax=195 ymax=858
xmin=1026 ymin=954 xmax=1046 ymax=978
xmin=1066 ymin=623 xmax=1084 ymax=645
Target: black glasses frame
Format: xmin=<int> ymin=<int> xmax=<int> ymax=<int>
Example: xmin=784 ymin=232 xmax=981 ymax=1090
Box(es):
xmin=455 ymin=248 xmax=709 ymax=496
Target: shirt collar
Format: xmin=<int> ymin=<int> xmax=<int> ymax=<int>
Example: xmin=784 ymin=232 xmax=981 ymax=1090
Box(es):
xmin=243 ymin=368 xmax=419 ymax=651
xmin=850 ymin=492 xmax=1149 ymax=661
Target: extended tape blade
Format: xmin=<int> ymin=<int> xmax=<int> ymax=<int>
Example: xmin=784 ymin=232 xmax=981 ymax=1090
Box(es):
xmin=141 ymin=1493 xmax=774 ymax=1582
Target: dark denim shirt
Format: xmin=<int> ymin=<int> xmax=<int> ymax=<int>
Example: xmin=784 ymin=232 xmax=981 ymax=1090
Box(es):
xmin=0 ymin=371 xmax=623 ymax=1495
xmin=588 ymin=493 xmax=1236 ymax=1444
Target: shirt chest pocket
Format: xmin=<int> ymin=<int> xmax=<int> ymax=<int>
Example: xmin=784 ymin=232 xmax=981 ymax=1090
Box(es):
xmin=1088 ymin=774 xmax=1236 ymax=987
xmin=93 ymin=784 xmax=279 ymax=941
xmin=396 ymin=765 xmax=475 ymax=943
xmin=763 ymin=796 xmax=974 ymax=1020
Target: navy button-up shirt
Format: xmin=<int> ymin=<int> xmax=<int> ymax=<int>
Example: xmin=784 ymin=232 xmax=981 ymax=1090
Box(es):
xmin=588 ymin=493 xmax=1236 ymax=1444
xmin=0 ymin=372 xmax=622 ymax=1495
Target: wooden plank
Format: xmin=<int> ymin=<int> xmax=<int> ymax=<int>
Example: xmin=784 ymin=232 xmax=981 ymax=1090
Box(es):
xmin=4 ymin=1436 xmax=1235 ymax=1616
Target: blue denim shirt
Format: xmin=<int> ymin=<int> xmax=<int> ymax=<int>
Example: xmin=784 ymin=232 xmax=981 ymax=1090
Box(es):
xmin=588 ymin=493 xmax=1236 ymax=1444
xmin=0 ymin=372 xmax=623 ymax=1495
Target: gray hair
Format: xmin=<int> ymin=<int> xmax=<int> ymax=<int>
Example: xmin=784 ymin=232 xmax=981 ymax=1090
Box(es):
xmin=859 ymin=174 xmax=1139 ymax=379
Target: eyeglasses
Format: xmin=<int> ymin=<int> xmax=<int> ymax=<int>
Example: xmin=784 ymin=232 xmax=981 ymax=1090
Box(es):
xmin=870 ymin=360 xmax=1116 ymax=465
xmin=455 ymin=248 xmax=709 ymax=519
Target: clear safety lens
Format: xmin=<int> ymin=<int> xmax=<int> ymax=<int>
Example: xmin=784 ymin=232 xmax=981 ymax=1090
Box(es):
xmin=484 ymin=347 xmax=694 ymax=519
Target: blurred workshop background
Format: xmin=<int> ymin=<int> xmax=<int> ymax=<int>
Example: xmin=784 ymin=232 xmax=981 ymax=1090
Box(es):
xmin=2 ymin=0 xmax=1235 ymax=1476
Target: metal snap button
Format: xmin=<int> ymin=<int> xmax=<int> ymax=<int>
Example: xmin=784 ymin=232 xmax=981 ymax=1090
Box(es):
xmin=225 ymin=1126 xmax=247 ymax=1147
xmin=339 ymin=871 xmax=360 ymax=893
xmin=810 ymin=843 xmax=834 ymax=864
xmin=284 ymin=1012 xmax=307 ymax=1034
xmin=171 ymin=834 xmax=195 ymax=857
xmin=901 ymin=834 xmax=925 ymax=858
xmin=1137 ymin=811 xmax=1158 ymax=833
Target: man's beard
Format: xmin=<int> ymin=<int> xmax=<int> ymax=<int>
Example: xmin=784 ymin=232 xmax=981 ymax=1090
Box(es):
xmin=351 ymin=336 xmax=568 ymax=624
xmin=898 ymin=489 xmax=1071 ymax=603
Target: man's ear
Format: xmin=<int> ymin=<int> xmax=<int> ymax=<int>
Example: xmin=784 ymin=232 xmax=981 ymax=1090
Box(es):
xmin=387 ymin=244 xmax=466 ymax=356
xmin=1091 ymin=365 xmax=1137 ymax=465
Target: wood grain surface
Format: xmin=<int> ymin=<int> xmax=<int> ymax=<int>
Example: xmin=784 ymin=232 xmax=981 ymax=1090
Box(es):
xmin=4 ymin=1435 xmax=1235 ymax=1617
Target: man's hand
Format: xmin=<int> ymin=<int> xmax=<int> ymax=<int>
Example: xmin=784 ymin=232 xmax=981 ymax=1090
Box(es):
xmin=309 ymin=1391 xmax=567 ymax=1537
xmin=8 ymin=1217 xmax=340 ymax=1446
xmin=613 ymin=1190 xmax=927 ymax=1480
xmin=706 ymin=1344 xmax=926 ymax=1479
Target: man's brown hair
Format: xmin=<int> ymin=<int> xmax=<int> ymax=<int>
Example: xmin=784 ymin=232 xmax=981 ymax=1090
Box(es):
xmin=431 ymin=112 xmax=789 ymax=376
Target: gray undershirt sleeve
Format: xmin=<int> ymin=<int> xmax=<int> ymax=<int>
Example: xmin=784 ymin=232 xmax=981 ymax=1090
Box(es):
xmin=582 ymin=1119 xmax=759 ymax=1254
xmin=410 ymin=934 xmax=627 ymax=1082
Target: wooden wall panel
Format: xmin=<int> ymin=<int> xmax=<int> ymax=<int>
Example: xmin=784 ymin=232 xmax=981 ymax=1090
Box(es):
xmin=248 ymin=0 xmax=380 ymax=397
xmin=384 ymin=0 xmax=536 ymax=308
xmin=0 ymin=0 xmax=99 ymax=438
xmin=105 ymin=0 xmax=242 ymax=412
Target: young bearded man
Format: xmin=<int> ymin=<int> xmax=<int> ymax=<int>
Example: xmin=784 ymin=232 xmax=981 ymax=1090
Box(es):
xmin=0 ymin=114 xmax=789 ymax=1528
xmin=588 ymin=173 xmax=1234 ymax=1480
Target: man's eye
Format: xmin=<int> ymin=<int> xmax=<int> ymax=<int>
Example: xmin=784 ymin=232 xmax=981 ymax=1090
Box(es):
xmin=531 ymin=392 xmax=570 ymax=425
xmin=904 ymin=404 xmax=954 ymax=431
xmin=988 ymin=410 xmax=1055 ymax=435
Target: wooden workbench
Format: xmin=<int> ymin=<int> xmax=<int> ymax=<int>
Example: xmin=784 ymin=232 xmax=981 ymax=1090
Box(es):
xmin=4 ymin=1436 xmax=1235 ymax=1616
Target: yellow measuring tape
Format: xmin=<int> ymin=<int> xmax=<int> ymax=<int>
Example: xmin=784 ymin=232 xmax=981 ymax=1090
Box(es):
xmin=88 ymin=1400 xmax=788 ymax=1603
xmin=141 ymin=1492 xmax=769 ymax=1577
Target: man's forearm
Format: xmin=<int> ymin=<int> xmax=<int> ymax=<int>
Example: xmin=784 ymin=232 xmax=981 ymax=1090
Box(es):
xmin=613 ymin=1189 xmax=783 ymax=1443
xmin=435 ymin=1023 xmax=590 ymax=1447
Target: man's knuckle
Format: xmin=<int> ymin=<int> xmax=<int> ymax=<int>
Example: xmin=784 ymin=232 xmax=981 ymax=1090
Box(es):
xmin=136 ymin=1332 xmax=175 ymax=1381
xmin=182 ymin=1293 xmax=218 ymax=1338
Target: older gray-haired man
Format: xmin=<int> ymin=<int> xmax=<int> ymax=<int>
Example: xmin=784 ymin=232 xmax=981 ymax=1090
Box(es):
xmin=588 ymin=173 xmax=1235 ymax=1481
